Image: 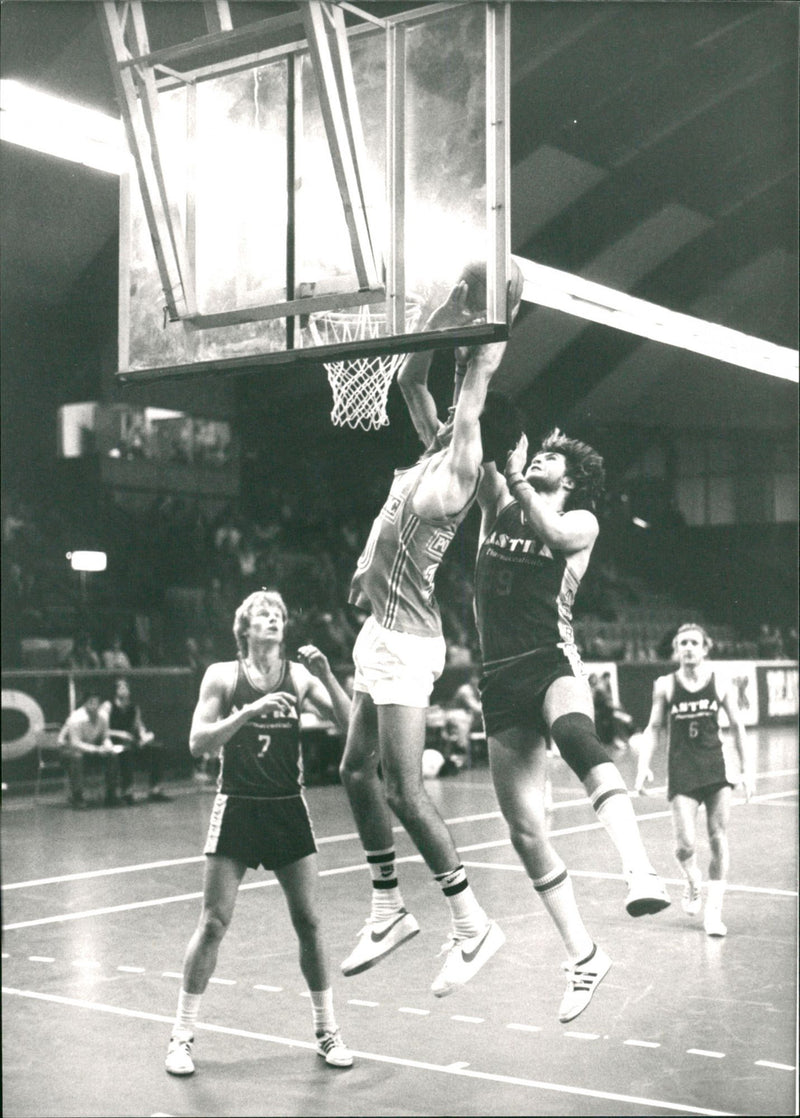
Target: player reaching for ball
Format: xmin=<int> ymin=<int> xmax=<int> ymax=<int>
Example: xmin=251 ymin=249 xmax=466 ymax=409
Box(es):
xmin=634 ymin=623 xmax=754 ymax=936
xmin=337 ymin=262 xmax=524 ymax=997
xmin=165 ymin=590 xmax=354 ymax=1076
xmin=465 ymin=428 xmax=672 ymax=1021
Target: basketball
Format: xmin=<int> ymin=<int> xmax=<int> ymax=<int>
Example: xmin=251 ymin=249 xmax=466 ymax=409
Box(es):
xmin=458 ymin=258 xmax=525 ymax=319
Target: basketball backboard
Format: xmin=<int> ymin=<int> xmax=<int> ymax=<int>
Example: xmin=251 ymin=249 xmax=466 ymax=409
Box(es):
xmin=98 ymin=1 xmax=511 ymax=383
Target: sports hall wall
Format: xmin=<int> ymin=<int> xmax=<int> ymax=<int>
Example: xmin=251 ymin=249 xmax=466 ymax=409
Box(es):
xmin=2 ymin=660 xmax=797 ymax=794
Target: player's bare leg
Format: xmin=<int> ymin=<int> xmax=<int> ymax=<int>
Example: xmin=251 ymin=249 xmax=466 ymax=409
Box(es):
xmin=671 ymin=793 xmax=703 ymax=917
xmin=276 ymin=855 xmax=352 ymax=1067
xmin=703 ymin=785 xmax=732 ymax=936
xmin=489 ymin=727 xmax=610 ymax=1022
xmin=339 ymin=692 xmax=420 ymax=975
xmin=545 ymin=676 xmax=670 ymax=916
xmin=166 ymin=855 xmax=245 ymax=1075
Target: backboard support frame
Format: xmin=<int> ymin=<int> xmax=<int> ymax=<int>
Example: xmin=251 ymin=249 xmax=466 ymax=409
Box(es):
xmin=99 ymin=1 xmax=512 ymax=383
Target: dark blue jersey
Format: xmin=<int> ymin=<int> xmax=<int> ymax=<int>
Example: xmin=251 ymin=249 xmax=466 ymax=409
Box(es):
xmin=218 ymin=660 xmax=303 ymax=798
xmin=475 ymin=499 xmax=582 ymax=670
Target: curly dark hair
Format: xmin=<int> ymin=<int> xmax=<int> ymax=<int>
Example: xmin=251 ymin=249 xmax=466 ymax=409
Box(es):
xmin=538 ymin=428 xmax=605 ymax=511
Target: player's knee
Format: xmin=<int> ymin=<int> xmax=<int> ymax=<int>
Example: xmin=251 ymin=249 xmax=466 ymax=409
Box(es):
xmin=290 ymin=907 xmax=320 ymax=940
xmin=339 ymin=749 xmax=378 ymax=788
xmin=199 ymin=907 xmax=232 ymax=942
xmin=507 ymin=814 xmax=548 ymax=858
xmin=675 ymin=841 xmax=695 ymax=863
xmin=550 ymin=712 xmax=610 ymax=781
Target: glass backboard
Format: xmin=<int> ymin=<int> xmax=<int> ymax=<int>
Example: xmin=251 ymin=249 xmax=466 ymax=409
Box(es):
xmin=100 ymin=1 xmax=511 ymax=382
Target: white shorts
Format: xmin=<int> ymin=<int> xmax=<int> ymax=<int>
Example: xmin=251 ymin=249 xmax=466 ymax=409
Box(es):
xmin=352 ymin=615 xmax=446 ymax=707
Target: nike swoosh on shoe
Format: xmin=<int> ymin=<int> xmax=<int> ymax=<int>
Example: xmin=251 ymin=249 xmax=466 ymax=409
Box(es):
xmin=460 ymin=924 xmax=493 ymax=963
xmin=370 ymin=913 xmax=408 ymax=943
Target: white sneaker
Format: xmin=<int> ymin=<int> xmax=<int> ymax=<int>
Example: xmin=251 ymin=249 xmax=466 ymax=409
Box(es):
xmin=316 ymin=1029 xmax=354 ymax=1068
xmin=341 ymin=910 xmax=420 ymax=976
xmin=165 ymin=1033 xmax=195 ymax=1076
xmin=704 ymin=915 xmax=727 ymax=937
xmin=682 ymin=877 xmax=702 ymax=916
xmin=431 ymin=920 xmax=505 ymax=998
xmin=625 ymin=871 xmax=671 ymax=917
xmin=558 ymin=947 xmax=612 ymax=1023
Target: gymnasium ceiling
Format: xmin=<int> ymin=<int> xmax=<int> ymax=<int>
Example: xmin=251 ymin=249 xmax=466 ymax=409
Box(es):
xmin=1 ymin=1 xmax=798 ymax=433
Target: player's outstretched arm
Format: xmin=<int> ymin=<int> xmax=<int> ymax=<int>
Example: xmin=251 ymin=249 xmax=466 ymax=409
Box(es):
xmin=398 ymin=281 xmax=473 ymax=447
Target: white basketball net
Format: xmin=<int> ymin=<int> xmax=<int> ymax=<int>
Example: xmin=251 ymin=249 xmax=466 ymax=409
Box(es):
xmin=309 ymin=302 xmax=421 ymax=431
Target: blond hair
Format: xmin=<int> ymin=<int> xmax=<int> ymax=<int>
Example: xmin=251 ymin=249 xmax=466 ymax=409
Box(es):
xmin=233 ymin=590 xmax=288 ymax=658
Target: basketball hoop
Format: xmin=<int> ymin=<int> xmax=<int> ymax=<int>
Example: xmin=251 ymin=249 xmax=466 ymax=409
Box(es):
xmin=308 ymin=300 xmax=422 ymax=431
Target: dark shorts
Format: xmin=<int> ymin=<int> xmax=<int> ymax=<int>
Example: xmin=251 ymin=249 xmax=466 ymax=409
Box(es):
xmin=668 ymin=780 xmax=733 ymax=804
xmin=479 ymin=645 xmax=584 ymax=738
xmin=203 ymin=793 xmax=317 ymax=871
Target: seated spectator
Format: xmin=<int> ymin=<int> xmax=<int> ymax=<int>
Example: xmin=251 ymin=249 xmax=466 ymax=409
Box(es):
xmin=102 ymin=634 xmax=132 ymax=671
xmin=63 ymin=632 xmax=101 ymax=670
xmin=100 ymin=678 xmax=172 ymax=804
xmin=57 ymin=690 xmax=119 ymax=809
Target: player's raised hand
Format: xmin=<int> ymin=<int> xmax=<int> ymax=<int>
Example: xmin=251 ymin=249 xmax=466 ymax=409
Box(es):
xmin=505 ymin=433 xmax=529 ymax=479
xmin=297 ymin=644 xmax=331 ymax=679
xmin=425 ymin=281 xmax=472 ymax=332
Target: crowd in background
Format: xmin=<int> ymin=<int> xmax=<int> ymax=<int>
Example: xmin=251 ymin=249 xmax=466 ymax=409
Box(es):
xmin=2 ymin=485 xmax=797 ymax=678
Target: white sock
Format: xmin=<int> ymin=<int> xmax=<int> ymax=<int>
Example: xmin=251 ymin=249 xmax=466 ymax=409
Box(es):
xmin=590 ymin=779 xmax=653 ymax=875
xmin=366 ymin=847 xmax=405 ymax=920
xmin=435 ymin=865 xmax=488 ymax=938
xmin=705 ymin=880 xmax=726 ymax=921
xmin=533 ymin=860 xmax=594 ymax=963
xmin=173 ymin=989 xmax=201 ymax=1038
xmin=310 ymin=987 xmax=336 ymax=1035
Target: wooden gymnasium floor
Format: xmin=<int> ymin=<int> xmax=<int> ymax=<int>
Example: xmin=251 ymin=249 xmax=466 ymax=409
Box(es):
xmin=2 ymin=726 xmax=797 ymax=1118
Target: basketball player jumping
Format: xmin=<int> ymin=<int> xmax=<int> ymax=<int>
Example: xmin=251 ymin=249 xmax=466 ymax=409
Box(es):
xmin=466 ymin=430 xmax=671 ymax=1020
xmin=165 ymin=590 xmax=354 ymax=1076
xmin=338 ymin=275 xmax=524 ymax=997
xmin=634 ymin=622 xmax=754 ymax=936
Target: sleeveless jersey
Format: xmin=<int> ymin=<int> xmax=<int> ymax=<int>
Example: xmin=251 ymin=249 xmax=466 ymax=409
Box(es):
xmin=667 ymin=672 xmax=728 ymax=797
xmin=218 ymin=660 xmax=303 ymax=798
xmin=475 ymin=499 xmax=582 ymax=669
xmin=349 ymin=450 xmax=480 ymax=638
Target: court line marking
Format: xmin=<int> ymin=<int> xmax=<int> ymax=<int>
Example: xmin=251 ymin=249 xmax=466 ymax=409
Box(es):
xmin=5 ymin=849 xmax=795 ymax=932
xmin=1 ymin=986 xmax=737 ymax=1116
xmin=4 ymin=767 xmax=795 ymax=892
xmin=4 ymin=962 xmax=793 ymax=1074
xmin=688 ymin=1049 xmax=726 ymax=1059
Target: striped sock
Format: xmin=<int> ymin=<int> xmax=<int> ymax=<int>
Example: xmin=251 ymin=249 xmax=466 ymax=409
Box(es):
xmin=435 ymin=864 xmax=487 ymax=938
xmin=366 ymin=848 xmax=405 ymax=921
xmin=310 ymin=987 xmax=337 ymax=1035
xmin=590 ymin=779 xmax=653 ymax=875
xmin=533 ymin=860 xmax=594 ymax=963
